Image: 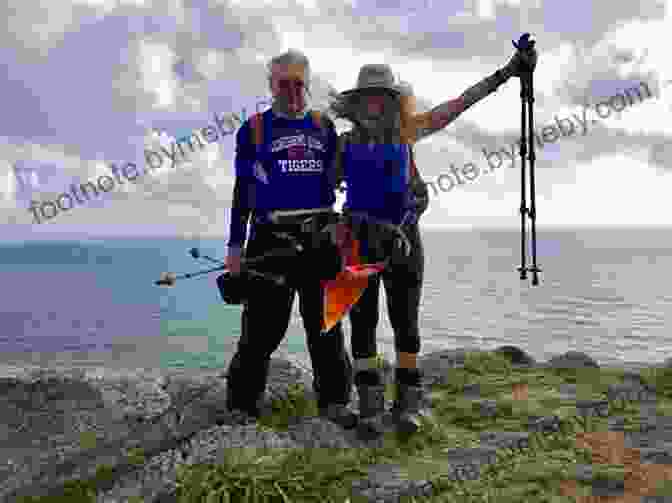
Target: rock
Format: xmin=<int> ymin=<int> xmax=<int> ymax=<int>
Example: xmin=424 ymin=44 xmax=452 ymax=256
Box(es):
xmin=0 ymin=357 xmax=311 ymax=502
xmin=477 ymin=399 xmax=499 ymax=418
xmin=184 ymin=423 xmax=298 ymax=465
xmin=546 ymin=351 xmax=600 ymax=369
xmin=494 ymin=345 xmax=536 ymax=366
xmin=479 ymin=431 xmax=531 ymax=451
xmin=286 ymin=417 xmax=356 ymax=449
xmin=528 ymin=415 xmax=561 ymax=434
xmin=83 ymin=369 xmax=171 ymax=424
xmin=590 ymin=476 xmax=625 ymax=497
xmin=637 ymin=446 xmax=672 ymax=464
xmin=0 ymin=370 xmax=104 ymax=412
xmin=418 ymin=348 xmax=472 ymax=387
xmin=96 ymin=422 xmax=299 ymax=502
xmin=443 ymin=446 xmax=499 ymax=467
xmin=575 ymin=399 xmax=610 ymax=418
xmin=556 ymin=383 xmax=578 ymax=399
xmin=625 ymin=431 xmax=666 ymax=449
xmin=462 ymin=383 xmax=482 ymax=398
xmin=445 ymin=463 xmax=482 ymax=482
xmin=573 ymin=463 xmax=595 ymax=482
xmin=0 ymin=367 xmax=140 ymax=497
xmin=5 ymin=348 xmax=671 ymax=502
xmin=607 ymin=383 xmax=658 ymax=404
xmin=621 ymin=371 xmax=650 ymax=388
xmin=642 ymin=496 xmax=672 ymax=503
xmin=350 ymin=464 xmax=434 ymax=502
xmin=608 ymin=416 xmax=627 ymax=431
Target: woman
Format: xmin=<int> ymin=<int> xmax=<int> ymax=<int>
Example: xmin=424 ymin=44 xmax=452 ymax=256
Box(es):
xmin=331 ymin=46 xmax=538 ymax=439
xmin=224 ymin=49 xmax=356 ymax=428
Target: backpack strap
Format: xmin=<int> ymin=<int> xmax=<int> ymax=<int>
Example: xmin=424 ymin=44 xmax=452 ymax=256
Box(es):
xmin=334 ymin=131 xmax=351 ymax=190
xmin=250 ymin=112 xmax=264 ymax=147
xmin=309 ymin=110 xmax=324 ymax=131
xmin=409 ymin=145 xmax=418 ymax=177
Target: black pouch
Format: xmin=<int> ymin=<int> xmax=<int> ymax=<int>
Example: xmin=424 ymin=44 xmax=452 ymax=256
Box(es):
xmin=273 ymin=213 xmax=343 ymax=282
xmin=302 ymin=227 xmax=342 ymax=281
xmin=216 ymin=271 xmax=250 ymax=305
xmin=345 ymin=215 xmax=397 ymax=264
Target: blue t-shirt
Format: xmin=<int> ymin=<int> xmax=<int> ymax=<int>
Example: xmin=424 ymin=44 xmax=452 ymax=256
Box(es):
xmin=228 ymin=109 xmax=338 ymax=248
xmin=342 ymin=142 xmax=413 ymax=225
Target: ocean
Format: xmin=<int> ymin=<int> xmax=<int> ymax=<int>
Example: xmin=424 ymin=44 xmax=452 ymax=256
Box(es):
xmin=1 ymin=227 xmax=671 ymax=373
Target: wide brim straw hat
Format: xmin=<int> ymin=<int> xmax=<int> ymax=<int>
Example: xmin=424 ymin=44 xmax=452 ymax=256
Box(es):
xmin=339 ymin=65 xmax=418 ymax=143
xmin=340 ymin=64 xmax=401 ymax=96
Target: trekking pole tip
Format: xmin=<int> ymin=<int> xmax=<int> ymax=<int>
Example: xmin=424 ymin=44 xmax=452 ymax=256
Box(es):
xmin=517 ymin=266 xmax=527 ymax=280
xmin=156 ymin=272 xmax=176 ymax=286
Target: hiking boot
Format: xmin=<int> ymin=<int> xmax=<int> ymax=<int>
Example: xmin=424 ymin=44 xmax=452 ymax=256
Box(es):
xmin=356 ymin=384 xmax=386 ymax=440
xmin=319 ymin=403 xmax=358 ymax=430
xmin=391 ymin=383 xmax=429 ymax=435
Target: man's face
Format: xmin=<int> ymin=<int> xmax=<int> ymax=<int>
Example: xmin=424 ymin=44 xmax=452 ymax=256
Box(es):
xmin=270 ymin=63 xmax=307 ymax=114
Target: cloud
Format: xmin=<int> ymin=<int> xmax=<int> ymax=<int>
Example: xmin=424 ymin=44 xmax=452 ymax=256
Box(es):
xmin=1 ymin=0 xmax=670 ymax=238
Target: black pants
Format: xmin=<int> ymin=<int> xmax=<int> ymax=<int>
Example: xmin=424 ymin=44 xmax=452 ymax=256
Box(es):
xmin=226 ymin=219 xmax=353 ymax=413
xmin=349 ymin=222 xmax=424 ymax=359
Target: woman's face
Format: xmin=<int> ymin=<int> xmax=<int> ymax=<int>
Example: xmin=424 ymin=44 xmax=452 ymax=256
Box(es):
xmin=364 ymin=94 xmax=387 ymax=117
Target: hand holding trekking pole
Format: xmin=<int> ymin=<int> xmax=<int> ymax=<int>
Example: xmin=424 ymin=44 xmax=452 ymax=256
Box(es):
xmin=508 ymin=33 xmax=538 ymax=76
xmin=512 ymin=33 xmax=542 ymax=286
xmin=226 ymin=249 xmax=242 ymax=275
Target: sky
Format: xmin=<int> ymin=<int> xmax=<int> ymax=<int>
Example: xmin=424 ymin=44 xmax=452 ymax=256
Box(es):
xmin=1 ymin=0 xmax=671 ymax=240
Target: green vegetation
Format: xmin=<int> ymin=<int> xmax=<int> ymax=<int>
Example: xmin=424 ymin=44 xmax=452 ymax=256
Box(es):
xmin=13 ymin=351 xmax=672 ymax=502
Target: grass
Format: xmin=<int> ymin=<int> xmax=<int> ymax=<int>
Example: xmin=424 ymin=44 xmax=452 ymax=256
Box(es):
xmin=13 ymin=351 xmax=672 ymax=503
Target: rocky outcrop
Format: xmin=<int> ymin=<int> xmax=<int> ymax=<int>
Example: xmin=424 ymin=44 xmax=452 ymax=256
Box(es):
xmin=1 ymin=347 xmax=670 ymax=502
xmin=0 ymin=358 xmax=314 ymax=502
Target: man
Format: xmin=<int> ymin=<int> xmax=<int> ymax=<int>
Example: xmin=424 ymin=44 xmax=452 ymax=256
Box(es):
xmin=223 ymin=49 xmax=356 ymax=428
xmin=331 ymin=47 xmax=538 ymax=439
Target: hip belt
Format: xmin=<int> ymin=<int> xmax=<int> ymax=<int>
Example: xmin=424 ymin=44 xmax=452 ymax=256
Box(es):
xmin=343 ymin=211 xmax=412 ymax=259
xmin=252 ymin=208 xmax=340 ymax=245
xmin=246 ymin=208 xmax=413 ymax=279
xmin=248 ymin=208 xmax=343 ymax=282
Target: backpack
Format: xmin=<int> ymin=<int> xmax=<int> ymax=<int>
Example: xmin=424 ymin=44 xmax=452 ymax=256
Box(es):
xmin=250 ymin=110 xmax=327 ymax=146
xmin=408 ymin=147 xmax=429 ymax=216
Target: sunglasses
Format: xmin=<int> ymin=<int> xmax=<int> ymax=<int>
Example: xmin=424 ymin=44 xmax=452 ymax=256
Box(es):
xmin=277 ymin=79 xmax=305 ymax=90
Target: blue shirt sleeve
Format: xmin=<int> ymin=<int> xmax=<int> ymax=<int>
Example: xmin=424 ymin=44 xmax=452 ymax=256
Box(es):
xmin=227 ymin=121 xmax=255 ymax=250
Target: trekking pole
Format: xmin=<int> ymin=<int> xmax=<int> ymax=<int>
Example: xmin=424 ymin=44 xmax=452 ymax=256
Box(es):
xmin=513 ymin=33 xmax=541 ymax=286
xmin=155 ymin=266 xmax=224 ymax=285
xmin=517 ymin=55 xmax=528 ymax=281
xmin=188 ymin=247 xmax=287 ymax=285
xmin=189 ymin=247 xmax=225 ymax=265
xmin=525 ymin=68 xmax=541 ymax=286
xmin=154 ymin=247 xmax=299 ymax=286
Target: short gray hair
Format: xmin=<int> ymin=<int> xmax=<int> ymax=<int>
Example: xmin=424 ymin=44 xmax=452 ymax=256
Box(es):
xmin=267 ymin=49 xmax=311 ymax=87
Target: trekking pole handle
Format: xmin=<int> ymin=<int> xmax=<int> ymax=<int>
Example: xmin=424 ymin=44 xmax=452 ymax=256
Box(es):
xmin=512 ymin=33 xmax=537 ymax=74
